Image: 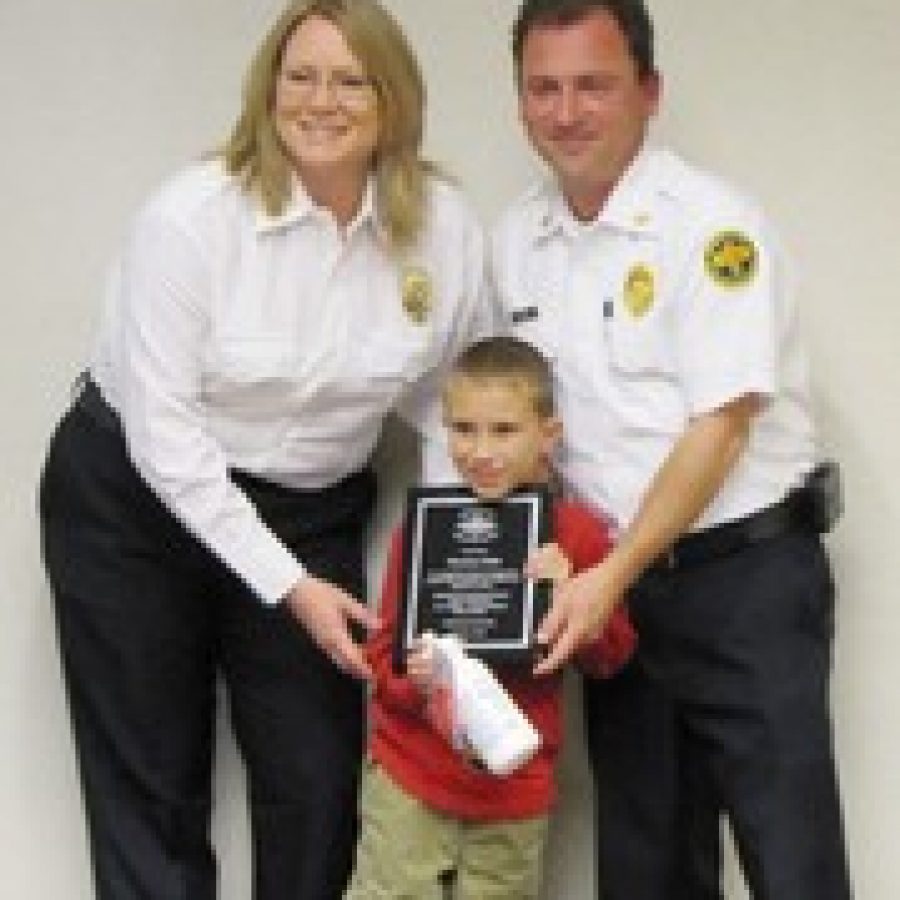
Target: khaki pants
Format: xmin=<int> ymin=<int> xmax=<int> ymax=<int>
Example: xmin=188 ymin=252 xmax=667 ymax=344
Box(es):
xmin=345 ymin=764 xmax=548 ymax=899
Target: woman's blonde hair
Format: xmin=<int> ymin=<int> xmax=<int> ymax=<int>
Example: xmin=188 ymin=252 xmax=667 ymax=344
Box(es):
xmin=221 ymin=0 xmax=430 ymax=251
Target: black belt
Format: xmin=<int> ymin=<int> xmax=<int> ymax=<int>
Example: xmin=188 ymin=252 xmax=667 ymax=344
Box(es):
xmin=652 ymin=463 xmax=841 ymax=572
xmin=74 ymin=372 xmax=375 ymax=502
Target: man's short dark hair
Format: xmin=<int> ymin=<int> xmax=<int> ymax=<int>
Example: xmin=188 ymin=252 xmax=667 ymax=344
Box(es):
xmin=512 ymin=0 xmax=655 ymax=80
xmin=449 ymin=336 xmax=556 ymax=418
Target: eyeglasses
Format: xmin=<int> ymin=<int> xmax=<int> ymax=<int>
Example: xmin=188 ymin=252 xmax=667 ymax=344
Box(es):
xmin=279 ymin=66 xmax=376 ymax=108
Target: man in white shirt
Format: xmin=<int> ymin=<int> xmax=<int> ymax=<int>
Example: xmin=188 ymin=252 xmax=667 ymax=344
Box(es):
xmin=492 ymin=1 xmax=852 ymax=897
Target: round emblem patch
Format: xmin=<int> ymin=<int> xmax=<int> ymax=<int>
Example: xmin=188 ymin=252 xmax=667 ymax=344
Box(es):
xmin=623 ymin=263 xmax=655 ymax=318
xmin=400 ymin=267 xmax=432 ymax=324
xmin=704 ymin=231 xmax=758 ymax=288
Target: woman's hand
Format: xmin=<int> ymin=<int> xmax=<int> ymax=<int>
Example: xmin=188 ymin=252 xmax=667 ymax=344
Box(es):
xmin=284 ymin=575 xmax=380 ymax=679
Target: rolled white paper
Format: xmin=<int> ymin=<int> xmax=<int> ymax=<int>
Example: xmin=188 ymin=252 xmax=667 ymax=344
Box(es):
xmin=422 ymin=633 xmax=541 ymax=776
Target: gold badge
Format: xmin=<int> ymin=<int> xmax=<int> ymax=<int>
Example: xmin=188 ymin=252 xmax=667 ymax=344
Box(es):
xmin=704 ymin=231 xmax=758 ymax=288
xmin=401 ymin=267 xmax=432 ymax=324
xmin=623 ymin=263 xmax=656 ymax=318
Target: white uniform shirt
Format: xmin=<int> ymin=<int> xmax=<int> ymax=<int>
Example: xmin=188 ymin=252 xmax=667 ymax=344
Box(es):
xmin=492 ymin=147 xmax=816 ymax=533
xmin=91 ymin=160 xmax=487 ymax=604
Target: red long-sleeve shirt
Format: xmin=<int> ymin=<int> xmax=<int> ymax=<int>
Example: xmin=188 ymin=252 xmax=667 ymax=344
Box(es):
xmin=367 ymin=500 xmax=636 ymax=820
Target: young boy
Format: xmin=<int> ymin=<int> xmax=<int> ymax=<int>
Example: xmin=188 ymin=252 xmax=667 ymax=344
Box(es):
xmin=345 ymin=337 xmax=635 ymax=899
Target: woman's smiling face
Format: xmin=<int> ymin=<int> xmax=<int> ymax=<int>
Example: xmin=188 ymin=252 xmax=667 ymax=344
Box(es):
xmin=273 ymin=15 xmax=380 ymax=189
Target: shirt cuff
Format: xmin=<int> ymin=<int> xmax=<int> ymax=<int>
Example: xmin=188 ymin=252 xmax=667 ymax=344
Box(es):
xmin=244 ymin=543 xmax=306 ymax=606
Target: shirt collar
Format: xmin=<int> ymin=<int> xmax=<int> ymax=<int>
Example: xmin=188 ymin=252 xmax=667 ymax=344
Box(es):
xmin=595 ymin=146 xmax=662 ymax=234
xmin=254 ymin=173 xmax=379 ymax=237
xmin=529 ymin=144 xmax=663 ymax=244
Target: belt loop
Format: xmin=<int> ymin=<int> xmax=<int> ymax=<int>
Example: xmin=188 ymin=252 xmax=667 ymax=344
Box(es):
xmin=664 ymin=547 xmax=677 ymax=570
xmin=648 ymin=546 xmax=678 ymax=575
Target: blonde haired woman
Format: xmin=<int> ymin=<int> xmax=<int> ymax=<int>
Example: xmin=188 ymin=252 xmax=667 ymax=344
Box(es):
xmin=39 ymin=2 xmax=486 ymax=897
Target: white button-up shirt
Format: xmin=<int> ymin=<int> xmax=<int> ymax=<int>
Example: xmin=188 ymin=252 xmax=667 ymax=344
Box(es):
xmin=492 ymin=147 xmax=816 ymax=533
xmin=91 ymin=160 xmax=487 ymax=604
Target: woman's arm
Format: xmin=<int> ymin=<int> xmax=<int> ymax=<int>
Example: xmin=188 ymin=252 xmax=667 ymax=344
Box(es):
xmin=113 ymin=201 xmax=376 ymax=676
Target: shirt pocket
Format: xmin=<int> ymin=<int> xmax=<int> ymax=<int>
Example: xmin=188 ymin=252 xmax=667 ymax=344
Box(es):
xmin=331 ymin=325 xmax=433 ymax=408
xmin=604 ymin=307 xmax=674 ymax=378
xmin=603 ymin=306 xmax=686 ymax=433
xmin=204 ymin=335 xmax=305 ymax=422
xmin=209 ymin=335 xmax=299 ymax=382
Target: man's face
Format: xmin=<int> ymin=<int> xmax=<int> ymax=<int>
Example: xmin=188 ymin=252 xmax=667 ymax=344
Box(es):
xmin=518 ymin=10 xmax=660 ymax=219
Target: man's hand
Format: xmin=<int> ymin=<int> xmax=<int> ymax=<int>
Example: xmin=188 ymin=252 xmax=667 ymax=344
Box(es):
xmin=533 ymin=560 xmax=625 ymax=676
xmin=523 ymin=541 xmax=572 ymax=584
xmin=284 ymin=575 xmax=380 ymax=680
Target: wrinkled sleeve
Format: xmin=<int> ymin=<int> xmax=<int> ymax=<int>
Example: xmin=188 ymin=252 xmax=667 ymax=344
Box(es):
xmin=367 ymin=529 xmax=426 ymax=712
xmin=114 ymin=207 xmax=303 ymax=605
xmin=674 ymin=207 xmax=781 ymax=417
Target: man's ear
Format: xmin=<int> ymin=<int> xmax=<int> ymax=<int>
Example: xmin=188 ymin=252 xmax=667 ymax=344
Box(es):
xmin=641 ymin=70 xmax=663 ymax=118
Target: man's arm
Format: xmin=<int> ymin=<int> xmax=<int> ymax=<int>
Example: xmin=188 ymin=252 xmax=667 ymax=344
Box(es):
xmin=535 ymin=393 xmax=759 ymax=674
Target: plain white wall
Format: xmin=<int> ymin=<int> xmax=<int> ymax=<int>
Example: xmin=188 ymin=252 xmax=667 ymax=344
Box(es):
xmin=2 ymin=1 xmax=897 ymax=897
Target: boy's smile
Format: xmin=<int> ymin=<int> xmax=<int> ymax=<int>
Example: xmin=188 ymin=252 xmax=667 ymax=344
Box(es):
xmin=443 ymin=374 xmax=561 ymax=501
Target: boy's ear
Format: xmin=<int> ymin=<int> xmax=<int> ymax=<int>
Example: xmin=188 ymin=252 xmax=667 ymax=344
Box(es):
xmin=540 ymin=416 xmax=563 ymax=454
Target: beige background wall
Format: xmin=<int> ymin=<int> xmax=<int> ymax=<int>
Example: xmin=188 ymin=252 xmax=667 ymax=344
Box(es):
xmin=2 ymin=1 xmax=897 ymax=897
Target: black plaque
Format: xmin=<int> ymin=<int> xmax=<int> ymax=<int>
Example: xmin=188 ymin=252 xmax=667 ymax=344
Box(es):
xmin=393 ymin=485 xmax=551 ymax=671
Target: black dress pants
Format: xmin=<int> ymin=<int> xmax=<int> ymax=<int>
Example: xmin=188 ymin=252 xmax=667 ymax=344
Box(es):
xmin=588 ymin=530 xmax=852 ymax=899
xmin=39 ymin=386 xmax=375 ymax=900
xmin=584 ymin=658 xmax=723 ymax=900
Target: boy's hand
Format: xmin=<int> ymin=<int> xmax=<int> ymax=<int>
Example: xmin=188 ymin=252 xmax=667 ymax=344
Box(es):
xmin=523 ymin=542 xmax=572 ymax=584
xmin=406 ymin=639 xmax=438 ymax=695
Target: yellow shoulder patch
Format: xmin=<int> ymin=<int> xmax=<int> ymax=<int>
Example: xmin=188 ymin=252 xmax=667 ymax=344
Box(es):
xmin=704 ymin=231 xmax=758 ymax=289
xmin=623 ymin=263 xmax=656 ymax=318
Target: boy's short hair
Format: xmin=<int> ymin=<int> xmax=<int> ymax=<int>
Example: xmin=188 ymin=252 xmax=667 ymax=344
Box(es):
xmin=448 ymin=336 xmax=555 ymax=418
